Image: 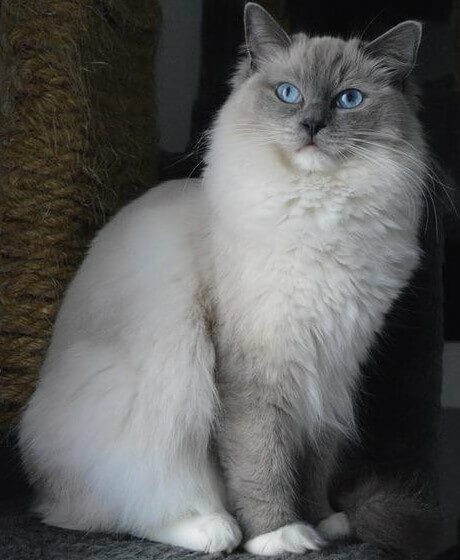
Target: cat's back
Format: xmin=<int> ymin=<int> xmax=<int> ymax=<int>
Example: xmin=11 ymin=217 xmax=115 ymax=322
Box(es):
xmin=53 ymin=178 xmax=209 ymax=346
xmin=93 ymin=178 xmax=205 ymax=259
xmin=19 ymin=177 xmax=218 ymax=512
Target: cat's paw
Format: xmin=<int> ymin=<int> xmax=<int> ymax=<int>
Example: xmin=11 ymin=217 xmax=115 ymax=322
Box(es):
xmin=153 ymin=511 xmax=242 ymax=552
xmin=316 ymin=512 xmax=352 ymax=540
xmin=244 ymin=522 xmax=327 ymax=555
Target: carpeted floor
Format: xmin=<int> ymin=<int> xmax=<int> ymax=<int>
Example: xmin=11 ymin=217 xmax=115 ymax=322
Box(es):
xmin=0 ymin=500 xmax=390 ymax=560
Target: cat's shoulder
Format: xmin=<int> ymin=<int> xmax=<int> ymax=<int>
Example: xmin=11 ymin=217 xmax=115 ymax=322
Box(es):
xmin=129 ymin=178 xmax=204 ymax=213
xmin=90 ymin=178 xmax=207 ymax=254
xmin=108 ymin=178 xmax=205 ymax=228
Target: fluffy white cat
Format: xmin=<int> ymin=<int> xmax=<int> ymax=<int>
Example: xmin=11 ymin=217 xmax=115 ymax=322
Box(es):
xmin=19 ymin=3 xmax=433 ymax=556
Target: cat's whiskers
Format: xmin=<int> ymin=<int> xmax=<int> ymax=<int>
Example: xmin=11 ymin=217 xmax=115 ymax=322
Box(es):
xmin=352 ymin=131 xmax=459 ymax=220
xmin=211 ymin=123 xmax=278 ymax=133
xmin=345 ymin=143 xmax=437 ymax=238
xmin=344 ymin=134 xmax=457 ymax=222
xmin=349 ymin=144 xmax=420 ymax=223
xmin=332 ymin=129 xmax=456 ymax=206
xmin=348 ymin=146 xmax=423 ymax=231
xmin=166 ymin=132 xmax=210 ymax=170
xmin=332 ymin=134 xmax=432 ymax=192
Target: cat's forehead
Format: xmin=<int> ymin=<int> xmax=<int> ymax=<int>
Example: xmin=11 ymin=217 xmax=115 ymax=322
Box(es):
xmin=270 ymin=34 xmax=371 ymax=90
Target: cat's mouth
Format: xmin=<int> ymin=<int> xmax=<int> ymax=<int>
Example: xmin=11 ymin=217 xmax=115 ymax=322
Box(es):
xmin=298 ymin=141 xmax=320 ymax=152
xmin=292 ymin=142 xmax=337 ymax=173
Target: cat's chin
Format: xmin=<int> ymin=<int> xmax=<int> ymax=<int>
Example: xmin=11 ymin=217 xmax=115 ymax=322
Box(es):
xmin=291 ymin=146 xmax=337 ymax=174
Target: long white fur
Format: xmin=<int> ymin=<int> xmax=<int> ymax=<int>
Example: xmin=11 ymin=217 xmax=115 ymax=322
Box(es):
xmin=206 ymin=88 xmax=421 ymax=438
xmin=19 ymin=79 xmax=422 ymax=552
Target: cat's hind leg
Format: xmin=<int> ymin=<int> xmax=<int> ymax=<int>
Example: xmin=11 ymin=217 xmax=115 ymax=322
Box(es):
xmin=20 ymin=309 xmax=241 ymax=552
xmin=99 ymin=318 xmax=241 ymax=551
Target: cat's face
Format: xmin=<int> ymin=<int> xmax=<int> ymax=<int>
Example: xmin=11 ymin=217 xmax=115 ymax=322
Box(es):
xmin=232 ymin=3 xmax=422 ymax=173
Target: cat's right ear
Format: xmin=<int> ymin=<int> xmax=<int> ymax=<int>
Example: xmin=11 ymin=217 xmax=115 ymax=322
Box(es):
xmin=244 ymin=3 xmax=290 ymax=67
xmin=363 ymin=21 xmax=422 ymax=79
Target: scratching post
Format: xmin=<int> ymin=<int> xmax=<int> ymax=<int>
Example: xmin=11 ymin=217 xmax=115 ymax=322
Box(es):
xmin=0 ymin=0 xmax=161 ymax=426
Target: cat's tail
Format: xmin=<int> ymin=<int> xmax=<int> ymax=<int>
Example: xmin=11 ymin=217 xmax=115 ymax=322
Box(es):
xmin=336 ymin=474 xmax=443 ymax=559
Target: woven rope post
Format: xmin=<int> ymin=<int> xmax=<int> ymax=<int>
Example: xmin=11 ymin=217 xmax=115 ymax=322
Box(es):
xmin=0 ymin=0 xmax=161 ymax=426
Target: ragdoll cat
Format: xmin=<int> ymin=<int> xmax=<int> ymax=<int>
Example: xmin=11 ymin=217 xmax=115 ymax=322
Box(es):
xmin=19 ymin=2 xmax=438 ymax=557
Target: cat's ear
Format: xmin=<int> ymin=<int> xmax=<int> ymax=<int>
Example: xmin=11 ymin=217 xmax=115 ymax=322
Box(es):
xmin=244 ymin=2 xmax=290 ymax=66
xmin=363 ymin=21 xmax=422 ymax=78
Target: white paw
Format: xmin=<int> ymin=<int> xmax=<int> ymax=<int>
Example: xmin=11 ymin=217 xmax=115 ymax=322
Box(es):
xmin=316 ymin=512 xmax=352 ymax=540
xmin=244 ymin=522 xmax=327 ymax=556
xmin=153 ymin=511 xmax=242 ymax=553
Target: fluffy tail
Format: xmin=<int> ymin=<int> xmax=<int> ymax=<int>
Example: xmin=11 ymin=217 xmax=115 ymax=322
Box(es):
xmin=337 ymin=475 xmax=443 ymax=559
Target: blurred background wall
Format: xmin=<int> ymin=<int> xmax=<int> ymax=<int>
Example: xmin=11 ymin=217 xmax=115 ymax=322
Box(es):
xmin=156 ymin=0 xmax=202 ymax=152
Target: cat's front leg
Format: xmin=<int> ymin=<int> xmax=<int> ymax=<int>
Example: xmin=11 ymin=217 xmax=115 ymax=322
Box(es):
xmin=299 ymin=438 xmax=353 ymax=541
xmin=217 ymin=385 xmax=327 ymax=555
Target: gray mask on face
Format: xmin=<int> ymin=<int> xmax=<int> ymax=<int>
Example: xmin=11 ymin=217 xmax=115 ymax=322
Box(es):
xmin=232 ymin=3 xmax=423 ymax=171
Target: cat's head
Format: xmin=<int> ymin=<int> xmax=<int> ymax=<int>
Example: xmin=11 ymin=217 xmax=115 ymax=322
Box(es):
xmin=224 ymin=2 xmax=423 ymax=174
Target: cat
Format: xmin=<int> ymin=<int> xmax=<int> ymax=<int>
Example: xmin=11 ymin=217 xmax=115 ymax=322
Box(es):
xmin=19 ymin=2 xmax=440 ymax=557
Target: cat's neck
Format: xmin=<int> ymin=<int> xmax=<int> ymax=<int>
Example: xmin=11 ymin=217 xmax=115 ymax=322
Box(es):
xmin=207 ymin=141 xmax=389 ymax=235
xmin=203 ymin=100 xmax=422 ymax=244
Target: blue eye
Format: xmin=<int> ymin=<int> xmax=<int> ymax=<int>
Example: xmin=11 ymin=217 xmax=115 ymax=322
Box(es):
xmin=276 ymin=83 xmax=301 ymax=104
xmin=336 ymin=89 xmax=363 ymax=109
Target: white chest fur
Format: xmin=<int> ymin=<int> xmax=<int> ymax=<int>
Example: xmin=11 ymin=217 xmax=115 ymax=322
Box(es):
xmin=206 ymin=164 xmax=421 ymax=437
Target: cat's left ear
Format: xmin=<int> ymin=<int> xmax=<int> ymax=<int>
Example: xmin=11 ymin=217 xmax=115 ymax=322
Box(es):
xmin=363 ymin=21 xmax=422 ymax=78
xmin=244 ymin=2 xmax=290 ymax=66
